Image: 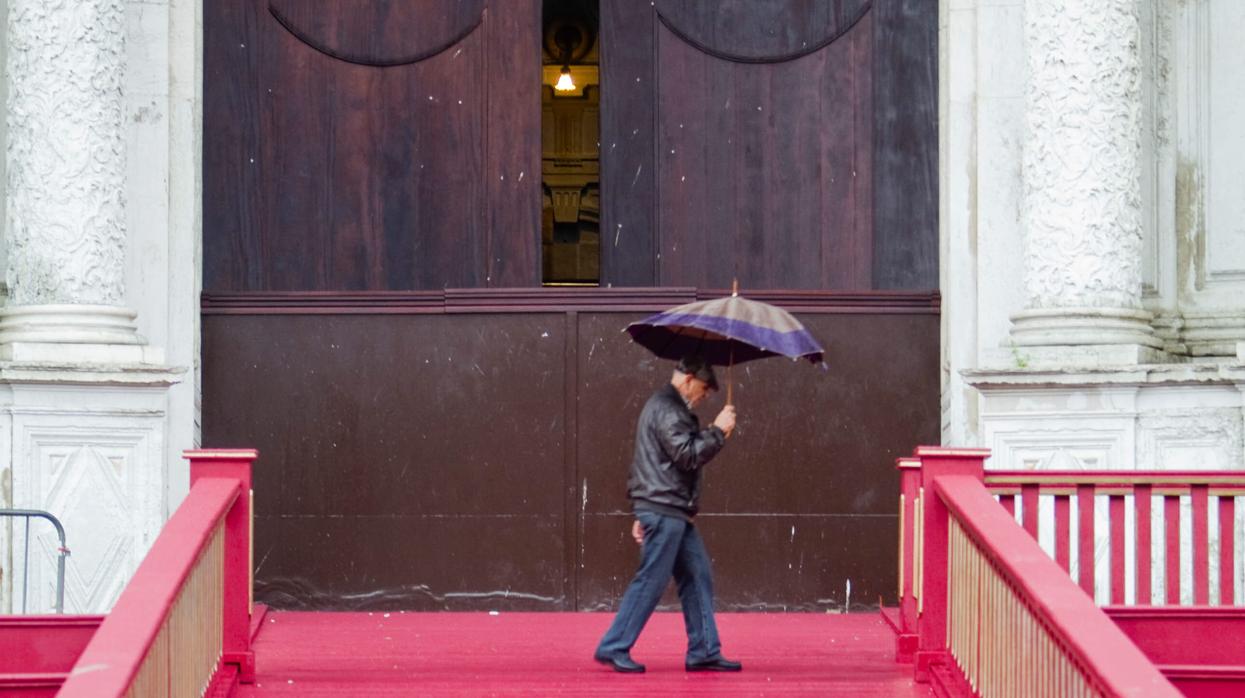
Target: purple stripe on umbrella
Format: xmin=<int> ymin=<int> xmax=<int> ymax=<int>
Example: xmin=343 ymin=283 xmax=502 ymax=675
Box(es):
xmin=641 ymin=312 xmax=822 ymax=359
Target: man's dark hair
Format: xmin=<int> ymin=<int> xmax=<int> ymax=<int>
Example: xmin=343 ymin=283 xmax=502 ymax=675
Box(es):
xmin=676 ymin=355 xmax=719 ymax=392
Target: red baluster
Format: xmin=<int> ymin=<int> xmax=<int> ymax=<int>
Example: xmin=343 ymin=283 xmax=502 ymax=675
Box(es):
xmin=1193 ymin=485 xmax=1209 ymax=605
xmin=1078 ymin=484 xmax=1096 ymax=597
xmin=1136 ymin=485 xmax=1152 ymax=605
xmin=1220 ymin=495 xmax=1236 ymax=606
xmin=1165 ymin=495 xmax=1181 ymax=605
xmin=1022 ymin=485 xmax=1039 ymax=540
xmin=1055 ymin=494 xmax=1071 ymax=574
xmin=1110 ymin=495 xmax=1125 ymax=605
xmin=1000 ymin=493 xmax=1016 ymax=519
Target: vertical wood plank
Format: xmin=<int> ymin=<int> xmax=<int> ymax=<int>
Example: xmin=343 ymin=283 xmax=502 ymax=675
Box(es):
xmin=1166 ymin=495 xmax=1181 ymax=605
xmin=1192 ymin=485 xmax=1209 ymax=605
xmin=1055 ymin=494 xmax=1071 ymax=574
xmin=1077 ymin=485 xmax=1095 ymax=597
xmin=1110 ymin=495 xmax=1125 ymax=605
xmin=1220 ymin=496 xmax=1236 ymax=606
xmin=486 ymin=0 xmax=542 ymax=286
xmin=872 ymin=0 xmax=938 ymax=289
xmin=599 ymin=0 xmax=657 ymax=285
xmin=204 ymin=0 xmax=266 ymax=291
xmin=1136 ymin=485 xmax=1152 ymax=605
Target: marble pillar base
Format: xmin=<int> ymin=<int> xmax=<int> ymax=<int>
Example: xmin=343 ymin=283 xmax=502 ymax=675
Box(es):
xmin=984 ymin=344 xmax=1172 ymax=370
xmin=0 ymin=362 xmax=183 ymax=613
xmin=1000 ymin=307 xmax=1166 ymax=368
xmin=0 ymin=304 xmax=162 ymax=363
xmin=1009 ymin=307 xmax=1163 ymax=348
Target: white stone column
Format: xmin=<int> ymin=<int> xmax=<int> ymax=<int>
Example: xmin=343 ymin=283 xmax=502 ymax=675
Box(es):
xmin=0 ymin=0 xmax=183 ymax=614
xmin=0 ymin=0 xmax=156 ymax=363
xmin=1008 ymin=0 xmax=1163 ymax=364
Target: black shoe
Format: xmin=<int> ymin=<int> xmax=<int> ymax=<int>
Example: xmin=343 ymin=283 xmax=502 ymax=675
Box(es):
xmin=686 ymin=656 xmax=742 ymax=672
xmin=594 ymin=652 xmax=646 ymax=673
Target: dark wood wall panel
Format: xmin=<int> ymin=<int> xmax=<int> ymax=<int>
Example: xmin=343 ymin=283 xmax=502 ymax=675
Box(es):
xmin=872 ymin=0 xmax=938 ymax=289
xmin=205 ymin=0 xmax=540 ymax=292
xmin=600 ymin=0 xmax=933 ymax=292
xmin=652 ymin=15 xmax=872 ymax=290
xmin=205 ymin=312 xmax=571 ymax=609
xmin=203 ymin=293 xmax=938 ymax=611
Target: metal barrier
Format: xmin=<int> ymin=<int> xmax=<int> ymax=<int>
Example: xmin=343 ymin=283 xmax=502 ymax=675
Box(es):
xmin=0 ymin=508 xmax=69 ymax=613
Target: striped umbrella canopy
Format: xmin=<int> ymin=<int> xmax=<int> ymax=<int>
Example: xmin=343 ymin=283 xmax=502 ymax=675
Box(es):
xmin=625 ymin=293 xmax=825 ymax=368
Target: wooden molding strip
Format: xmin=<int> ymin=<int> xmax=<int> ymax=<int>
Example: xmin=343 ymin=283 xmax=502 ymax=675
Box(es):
xmin=201 ymin=288 xmax=940 ymax=315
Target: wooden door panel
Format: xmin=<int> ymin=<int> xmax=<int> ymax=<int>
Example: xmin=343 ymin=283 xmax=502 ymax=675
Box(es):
xmin=205 ymin=0 xmax=539 ymax=291
xmin=600 ymin=0 xmax=934 ymax=291
xmin=653 ymin=15 xmax=872 ymax=290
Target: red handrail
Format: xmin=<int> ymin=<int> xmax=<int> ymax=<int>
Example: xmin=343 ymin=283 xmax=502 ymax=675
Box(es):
xmin=937 ymin=475 xmax=1179 ymax=696
xmin=57 ymin=449 xmax=256 ymax=697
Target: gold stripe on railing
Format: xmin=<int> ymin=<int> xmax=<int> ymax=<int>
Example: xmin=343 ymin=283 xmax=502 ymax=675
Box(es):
xmin=915 ymin=488 xmax=924 ymax=612
xmin=898 ymin=494 xmax=905 ymax=601
xmin=250 ymin=489 xmax=255 ymax=614
xmin=124 ymin=522 xmax=225 ymax=698
xmin=946 ymin=518 xmax=1107 ymax=697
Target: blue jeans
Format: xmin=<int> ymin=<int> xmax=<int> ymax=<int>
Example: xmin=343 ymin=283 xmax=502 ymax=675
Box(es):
xmin=595 ymin=510 xmax=723 ymax=662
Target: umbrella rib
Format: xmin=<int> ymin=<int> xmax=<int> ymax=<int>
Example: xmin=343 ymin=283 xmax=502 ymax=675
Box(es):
xmin=654 ymin=322 xmax=691 ymax=360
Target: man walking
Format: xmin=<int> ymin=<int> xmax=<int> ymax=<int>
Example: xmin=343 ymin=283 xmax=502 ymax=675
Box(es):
xmin=593 ymin=355 xmax=742 ymax=674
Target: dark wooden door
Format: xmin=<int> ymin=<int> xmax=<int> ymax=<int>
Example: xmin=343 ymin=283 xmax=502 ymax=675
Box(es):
xmin=599 ymin=0 xmax=936 ymax=290
xmin=202 ymin=0 xmax=940 ymax=612
xmin=205 ymin=0 xmax=541 ymax=291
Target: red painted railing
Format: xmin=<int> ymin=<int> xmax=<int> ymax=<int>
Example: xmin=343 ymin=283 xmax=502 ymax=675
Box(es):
xmin=895 ymin=447 xmax=1181 ymax=697
xmin=0 ymin=616 xmax=102 ymax=696
xmin=985 ymin=471 xmax=1245 ymax=606
xmin=56 ymin=450 xmax=256 ymax=698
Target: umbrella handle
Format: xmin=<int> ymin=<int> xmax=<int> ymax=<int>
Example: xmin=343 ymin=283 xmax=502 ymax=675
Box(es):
xmin=725 ymin=347 xmax=734 ymax=439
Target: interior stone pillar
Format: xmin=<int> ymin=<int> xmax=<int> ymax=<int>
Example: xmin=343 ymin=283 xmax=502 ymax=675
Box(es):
xmin=1007 ymin=0 xmax=1163 ymax=365
xmin=0 ymin=0 xmax=156 ymax=363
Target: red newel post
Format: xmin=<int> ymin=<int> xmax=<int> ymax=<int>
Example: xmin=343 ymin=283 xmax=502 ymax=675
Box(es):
xmin=185 ymin=448 xmax=258 ymax=683
xmin=910 ymin=446 xmax=989 ymax=682
xmin=895 ymin=456 xmax=921 ymax=662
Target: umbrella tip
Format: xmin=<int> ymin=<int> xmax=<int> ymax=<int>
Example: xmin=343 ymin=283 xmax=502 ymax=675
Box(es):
xmin=731 ymin=278 xmax=739 ymax=297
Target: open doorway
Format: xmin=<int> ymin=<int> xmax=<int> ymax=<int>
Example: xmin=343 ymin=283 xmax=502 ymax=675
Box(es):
xmin=541 ymin=0 xmax=600 ymax=286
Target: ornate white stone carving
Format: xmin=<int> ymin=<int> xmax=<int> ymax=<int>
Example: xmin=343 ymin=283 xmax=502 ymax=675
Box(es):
xmin=0 ymin=372 xmax=177 ymax=614
xmin=1137 ymin=407 xmax=1243 ymax=471
xmin=5 ymin=0 xmax=128 ymax=306
xmin=1021 ymin=0 xmax=1145 ymax=312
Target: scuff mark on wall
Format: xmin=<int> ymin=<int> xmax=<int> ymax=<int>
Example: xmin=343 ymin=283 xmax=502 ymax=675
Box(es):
xmin=1174 ymin=156 xmax=1203 ymax=297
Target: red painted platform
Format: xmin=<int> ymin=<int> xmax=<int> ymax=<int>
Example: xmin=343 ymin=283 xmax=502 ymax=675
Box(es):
xmin=234 ymin=611 xmax=931 ymax=697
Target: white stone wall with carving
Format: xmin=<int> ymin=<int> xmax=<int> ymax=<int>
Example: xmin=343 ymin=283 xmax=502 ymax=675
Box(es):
xmin=1021 ymin=0 xmax=1145 ymax=312
xmin=943 ymin=0 xmax=1245 ymax=444
xmin=0 ymin=0 xmax=200 ymax=612
xmin=122 ymin=0 xmax=202 ymax=501
xmin=0 ymin=374 xmax=176 ymax=613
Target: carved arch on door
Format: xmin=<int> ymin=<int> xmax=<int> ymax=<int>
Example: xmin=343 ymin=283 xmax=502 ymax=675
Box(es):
xmin=653 ymin=0 xmax=872 ymax=64
xmin=268 ymin=0 xmax=486 ymax=67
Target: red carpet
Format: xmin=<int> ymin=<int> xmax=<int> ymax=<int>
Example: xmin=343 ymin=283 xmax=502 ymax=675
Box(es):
xmin=234 ymin=611 xmax=932 ymax=696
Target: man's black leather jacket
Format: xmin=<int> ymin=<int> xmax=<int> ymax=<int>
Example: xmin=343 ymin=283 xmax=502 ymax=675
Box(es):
xmin=627 ymin=384 xmax=726 ymax=518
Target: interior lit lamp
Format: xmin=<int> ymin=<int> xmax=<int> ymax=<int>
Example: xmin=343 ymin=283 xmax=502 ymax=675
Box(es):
xmin=552 ymin=23 xmax=582 ymax=93
xmin=555 ymin=65 xmax=576 ymax=92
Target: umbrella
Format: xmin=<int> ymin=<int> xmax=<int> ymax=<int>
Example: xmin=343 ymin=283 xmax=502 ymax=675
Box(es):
xmin=625 ymin=282 xmax=825 ymax=404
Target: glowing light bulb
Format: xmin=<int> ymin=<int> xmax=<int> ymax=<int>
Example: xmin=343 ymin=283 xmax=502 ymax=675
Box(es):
xmin=555 ymin=66 xmax=575 ymax=92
